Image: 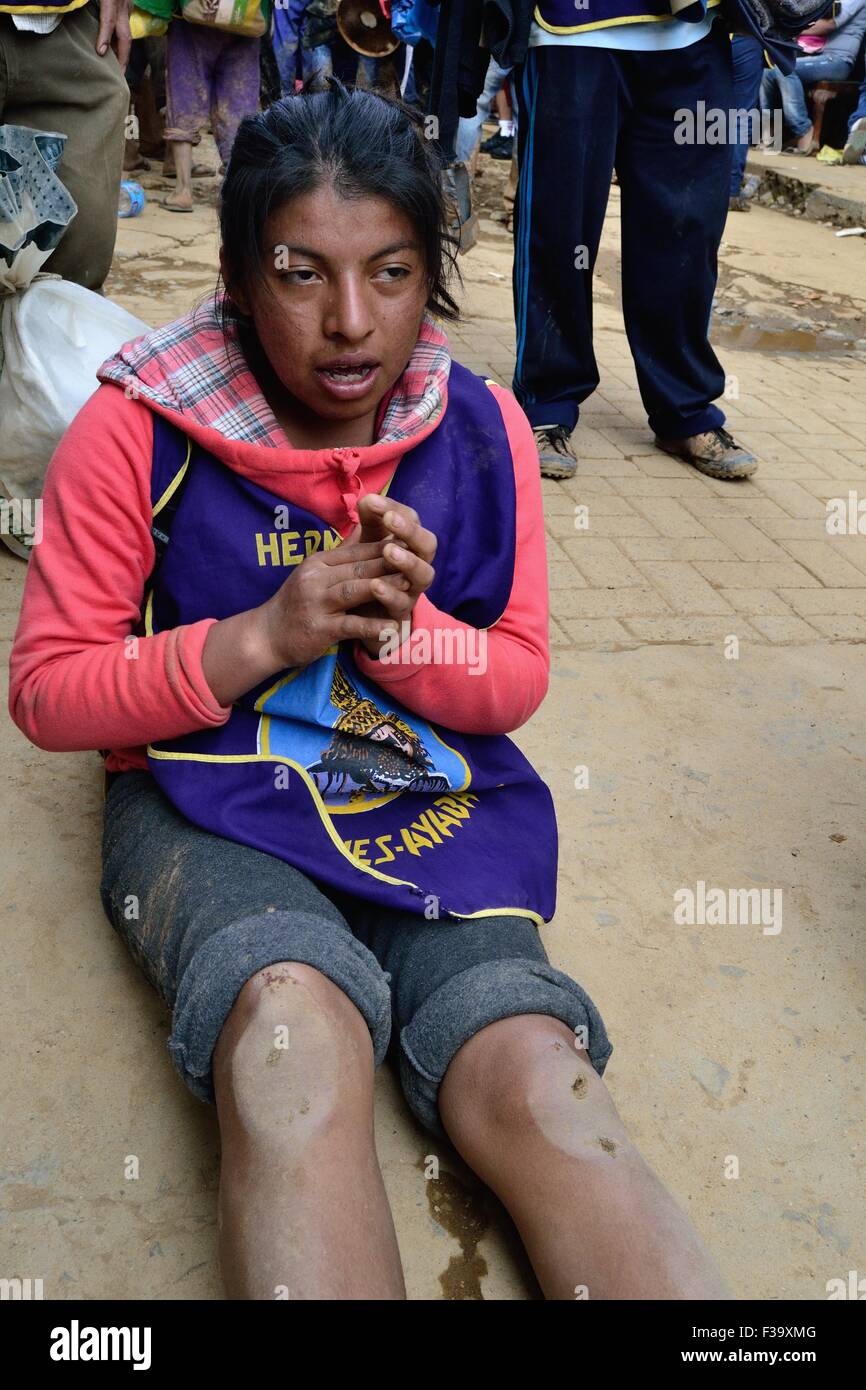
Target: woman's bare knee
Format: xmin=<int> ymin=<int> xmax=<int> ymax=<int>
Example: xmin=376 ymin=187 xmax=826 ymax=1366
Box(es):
xmin=441 ymin=1014 xmax=626 ymax=1155
xmin=213 ymin=961 xmax=373 ymax=1136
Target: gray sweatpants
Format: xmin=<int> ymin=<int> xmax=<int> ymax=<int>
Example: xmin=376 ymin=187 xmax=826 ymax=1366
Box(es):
xmin=101 ymin=771 xmax=612 ymax=1137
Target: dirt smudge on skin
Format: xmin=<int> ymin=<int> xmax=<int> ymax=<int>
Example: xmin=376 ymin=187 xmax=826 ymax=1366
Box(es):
xmin=418 ymin=1159 xmax=489 ymax=1299
xmin=597 ymin=1136 xmax=618 ymax=1154
xmin=265 ymin=1048 xmax=281 ymax=1066
xmin=572 ymin=1075 xmax=589 ymax=1099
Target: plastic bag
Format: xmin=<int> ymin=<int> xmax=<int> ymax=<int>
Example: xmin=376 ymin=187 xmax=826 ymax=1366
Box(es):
xmin=130 ymin=6 xmax=169 ymax=37
xmin=390 ymin=0 xmax=438 ymax=46
xmin=180 ymin=0 xmax=266 ymax=38
xmin=0 ymin=280 xmax=148 ymax=543
xmin=0 ymin=122 xmax=149 ymax=555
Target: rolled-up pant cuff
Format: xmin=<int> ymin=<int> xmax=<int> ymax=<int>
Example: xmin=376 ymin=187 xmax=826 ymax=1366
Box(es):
xmin=398 ymin=958 xmax=613 ymax=1139
xmin=164 ymin=127 xmax=203 ymax=146
xmin=167 ymin=911 xmax=392 ymax=1102
xmin=650 ymin=402 xmax=725 ymax=441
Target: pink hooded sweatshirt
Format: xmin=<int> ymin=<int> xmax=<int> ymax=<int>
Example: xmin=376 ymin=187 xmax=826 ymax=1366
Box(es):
xmin=9 ymin=302 xmax=550 ymax=773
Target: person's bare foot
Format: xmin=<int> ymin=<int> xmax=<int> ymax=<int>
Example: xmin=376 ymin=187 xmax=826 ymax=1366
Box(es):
xmin=163 ymin=161 xmax=214 ymax=179
xmin=162 ymin=191 xmax=194 ymax=213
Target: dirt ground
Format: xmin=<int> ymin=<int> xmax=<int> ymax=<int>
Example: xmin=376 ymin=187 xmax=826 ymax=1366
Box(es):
xmin=2 ymin=143 xmax=865 ymax=1300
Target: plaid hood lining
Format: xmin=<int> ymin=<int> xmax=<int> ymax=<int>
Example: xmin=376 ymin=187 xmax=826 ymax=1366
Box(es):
xmin=97 ymin=294 xmax=452 ymax=449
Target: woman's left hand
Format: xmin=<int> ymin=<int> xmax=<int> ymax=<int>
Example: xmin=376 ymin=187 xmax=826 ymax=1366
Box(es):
xmin=353 ymin=493 xmax=438 ymax=657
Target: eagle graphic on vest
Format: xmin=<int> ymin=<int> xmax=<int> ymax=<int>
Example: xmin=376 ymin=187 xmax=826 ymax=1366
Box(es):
xmin=306 ymin=663 xmax=451 ymax=800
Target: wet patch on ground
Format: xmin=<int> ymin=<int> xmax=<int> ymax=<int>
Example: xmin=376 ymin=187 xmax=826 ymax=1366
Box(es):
xmin=419 ymin=1160 xmax=490 ymax=1299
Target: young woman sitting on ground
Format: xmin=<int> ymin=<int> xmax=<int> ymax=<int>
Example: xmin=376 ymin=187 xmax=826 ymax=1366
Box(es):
xmin=10 ymin=83 xmax=728 ymax=1301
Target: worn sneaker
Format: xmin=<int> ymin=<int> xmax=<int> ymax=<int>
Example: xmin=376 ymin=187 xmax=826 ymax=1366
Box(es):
xmin=488 ymin=134 xmax=514 ymax=160
xmin=481 ymin=132 xmax=514 ymax=160
xmin=534 ymin=424 xmax=578 ymax=479
xmin=842 ymin=117 xmax=866 ymax=165
xmin=655 ymin=427 xmax=758 ymax=480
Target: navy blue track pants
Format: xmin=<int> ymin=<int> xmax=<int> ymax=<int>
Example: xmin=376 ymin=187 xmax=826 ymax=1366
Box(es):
xmin=513 ymin=24 xmax=734 ymax=441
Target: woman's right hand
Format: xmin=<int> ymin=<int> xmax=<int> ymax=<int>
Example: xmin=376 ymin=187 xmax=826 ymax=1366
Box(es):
xmin=202 ymin=533 xmax=406 ymax=707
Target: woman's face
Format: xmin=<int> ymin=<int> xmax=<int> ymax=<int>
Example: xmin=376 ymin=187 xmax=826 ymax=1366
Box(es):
xmin=225 ymin=184 xmax=431 ymax=448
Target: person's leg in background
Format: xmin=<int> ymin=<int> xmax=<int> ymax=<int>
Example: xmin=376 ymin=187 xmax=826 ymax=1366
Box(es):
xmin=353 ymin=904 xmax=729 ymax=1300
xmin=356 ymin=55 xmax=383 ymax=88
xmin=771 ymin=54 xmax=853 ymax=151
xmin=486 ymin=82 xmax=515 ymax=153
xmin=758 ymin=60 xmax=782 ymax=134
xmin=123 ymin=38 xmax=149 ymax=171
xmin=729 ymin=34 xmax=765 ymax=208
xmin=301 ymin=41 xmax=333 ymax=82
xmin=271 ymin=0 xmax=309 ymax=93
xmin=512 ymin=44 xmax=621 ymax=478
xmin=455 ymin=56 xmax=510 ymax=164
xmin=617 ymin=26 xmax=757 ymax=479
xmin=502 ymin=149 xmax=518 ymax=232
xmin=164 ymin=19 xmax=215 ymax=209
xmin=0 ymin=4 xmax=128 ymax=290
xmin=843 ymin=70 xmax=866 ymax=163
xmin=211 ymin=33 xmax=261 ymax=169
xmin=299 ymin=0 xmax=337 ymax=84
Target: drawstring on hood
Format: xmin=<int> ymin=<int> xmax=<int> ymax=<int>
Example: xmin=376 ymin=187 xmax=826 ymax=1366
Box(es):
xmin=332 ymin=448 xmax=363 ymax=525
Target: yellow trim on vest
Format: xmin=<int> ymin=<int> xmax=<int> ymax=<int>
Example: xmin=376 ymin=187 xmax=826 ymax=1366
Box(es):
xmin=0 ymin=0 xmax=88 ymax=10
xmin=451 ymin=907 xmax=544 ymax=925
xmin=148 ymin=744 xmax=542 ymax=922
xmin=533 ymin=0 xmax=720 ymax=36
xmin=152 ymin=440 xmax=192 ymax=518
xmin=148 ymin=744 xmax=435 ymax=891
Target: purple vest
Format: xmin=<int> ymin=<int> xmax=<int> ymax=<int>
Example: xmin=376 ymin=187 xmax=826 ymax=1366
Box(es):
xmin=144 ymin=365 xmax=558 ymax=924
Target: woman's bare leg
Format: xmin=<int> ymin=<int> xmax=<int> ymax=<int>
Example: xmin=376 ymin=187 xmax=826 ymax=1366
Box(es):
xmin=213 ymin=962 xmax=405 ymax=1300
xmin=164 ymin=140 xmax=194 ymax=210
xmin=439 ymin=1014 xmax=729 ymax=1301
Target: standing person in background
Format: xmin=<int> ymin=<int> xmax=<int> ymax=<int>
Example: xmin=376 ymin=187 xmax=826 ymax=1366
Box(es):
xmin=479 ymin=84 xmax=515 ymax=159
xmin=513 ymin=3 xmax=759 ymax=482
xmin=759 ymin=0 xmax=866 ymax=154
xmin=0 ymin=0 xmax=130 ymax=290
xmin=299 ymin=0 xmax=389 ymax=88
xmin=455 ymin=56 xmax=512 ymax=163
xmin=728 ymin=32 xmax=765 ymax=211
xmin=271 ymin=0 xmax=307 ymax=90
xmin=163 ymin=9 xmax=264 ymax=211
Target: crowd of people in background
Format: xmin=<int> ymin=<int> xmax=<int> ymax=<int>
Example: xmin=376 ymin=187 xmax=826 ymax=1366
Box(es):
xmin=3 ymin=0 xmax=865 ymax=484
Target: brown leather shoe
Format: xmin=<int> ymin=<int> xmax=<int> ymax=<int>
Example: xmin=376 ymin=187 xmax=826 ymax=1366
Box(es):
xmin=655 ymin=428 xmax=758 ymax=480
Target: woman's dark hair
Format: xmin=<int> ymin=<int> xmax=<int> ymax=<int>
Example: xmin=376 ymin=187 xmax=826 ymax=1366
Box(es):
xmin=218 ymin=80 xmax=460 ymax=333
